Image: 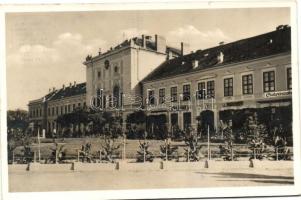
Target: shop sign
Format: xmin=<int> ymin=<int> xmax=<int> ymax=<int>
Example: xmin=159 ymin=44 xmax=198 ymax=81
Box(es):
xmin=264 ymin=90 xmax=292 ymax=98
xmin=222 ymin=101 xmax=244 ymax=107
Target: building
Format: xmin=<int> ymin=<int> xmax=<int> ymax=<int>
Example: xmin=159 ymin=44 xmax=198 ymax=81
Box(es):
xmin=142 ymin=25 xmax=291 ymax=134
xmin=83 ymin=34 xmax=183 ymax=124
xmin=28 ymin=82 xmax=86 ymax=137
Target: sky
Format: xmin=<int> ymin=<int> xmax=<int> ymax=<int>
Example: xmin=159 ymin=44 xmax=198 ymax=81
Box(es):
xmin=6 ymin=7 xmax=290 ymax=110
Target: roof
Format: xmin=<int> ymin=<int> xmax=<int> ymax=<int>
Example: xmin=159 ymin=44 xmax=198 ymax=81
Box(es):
xmin=29 ymin=83 xmax=86 ymax=106
xmin=85 ymin=35 xmax=181 ymax=62
xmin=143 ymin=26 xmax=291 ymax=82
xmin=48 ymin=82 xmax=86 ymax=101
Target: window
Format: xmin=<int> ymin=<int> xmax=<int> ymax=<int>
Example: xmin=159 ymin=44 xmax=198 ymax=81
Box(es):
xmin=263 ymin=71 xmax=275 ymax=92
xmin=78 ymin=103 xmax=81 ymax=107
xmin=158 ymin=88 xmax=165 ymax=104
xmin=97 ymin=71 xmax=101 ymax=79
xmin=114 ymin=66 xmax=119 ymax=73
xmin=197 ymin=82 xmax=206 ymax=99
xmin=52 ymin=107 xmax=54 ymax=116
xmin=65 ymin=105 xmax=67 ymax=113
xmin=61 ymin=106 xmax=63 ymax=115
xmin=183 ymin=84 xmax=191 ymax=101
xmin=207 ymin=81 xmax=215 ymax=98
xmin=287 ymin=68 xmax=292 ymax=90
xmin=73 ymin=104 xmax=75 ymax=110
xmin=68 ymin=105 xmax=71 ymax=112
xmin=242 ymin=74 xmax=253 ymax=95
xmin=170 ymin=87 xmax=177 ymax=102
xmin=224 ymin=78 xmax=233 ymax=97
xmin=56 ymin=107 xmax=58 ymax=115
xmin=148 ymin=90 xmax=155 ymax=105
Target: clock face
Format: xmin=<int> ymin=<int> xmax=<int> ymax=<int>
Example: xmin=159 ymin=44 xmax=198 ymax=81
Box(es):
xmin=104 ymin=60 xmax=110 ymax=70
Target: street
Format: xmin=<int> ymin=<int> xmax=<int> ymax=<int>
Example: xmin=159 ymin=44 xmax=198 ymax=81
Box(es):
xmin=9 ymin=167 xmax=293 ymax=192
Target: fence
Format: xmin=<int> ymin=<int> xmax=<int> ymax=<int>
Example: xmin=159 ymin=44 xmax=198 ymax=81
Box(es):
xmin=10 ymin=146 xmax=293 ymax=164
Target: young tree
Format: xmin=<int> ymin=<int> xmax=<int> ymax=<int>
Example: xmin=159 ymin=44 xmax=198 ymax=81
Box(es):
xmin=160 ymin=138 xmax=178 ymax=161
xmin=79 ymin=142 xmax=94 ymax=163
xmin=46 ymin=142 xmax=66 ymax=164
xmin=136 ymin=140 xmax=154 ymax=162
xmin=100 ymin=137 xmax=121 ymax=163
xmin=183 ymin=129 xmax=201 ymax=162
xmin=220 ymin=122 xmax=237 ymax=161
xmin=245 ymin=113 xmax=269 ymax=160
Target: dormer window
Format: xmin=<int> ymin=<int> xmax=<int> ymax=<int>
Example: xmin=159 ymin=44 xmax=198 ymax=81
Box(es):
xmin=217 ymin=51 xmax=224 ymax=64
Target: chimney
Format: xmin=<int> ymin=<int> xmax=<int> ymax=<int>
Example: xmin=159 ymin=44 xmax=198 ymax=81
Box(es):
xmin=98 ymin=48 xmax=102 ymax=55
xmin=155 ymin=34 xmax=166 ymax=53
xmin=53 ymin=87 xmax=55 ymax=92
xmin=219 ymin=41 xmax=225 ymax=46
xmin=74 ymin=81 xmax=77 ymax=87
xmin=180 ymin=42 xmax=190 ymax=56
xmin=62 ymin=84 xmax=65 ymax=89
xmin=168 ymin=51 xmax=173 ymax=60
xmin=49 ymin=88 xmax=51 ymax=93
xmin=69 ymin=82 xmax=72 ymax=87
xmin=142 ymin=35 xmax=146 ymax=48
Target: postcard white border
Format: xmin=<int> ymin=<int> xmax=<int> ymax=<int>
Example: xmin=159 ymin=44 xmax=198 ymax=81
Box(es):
xmin=0 ymin=1 xmax=300 ymax=200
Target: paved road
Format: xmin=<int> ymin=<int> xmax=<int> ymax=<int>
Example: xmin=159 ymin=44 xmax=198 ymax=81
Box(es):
xmin=9 ymin=167 xmax=293 ymax=192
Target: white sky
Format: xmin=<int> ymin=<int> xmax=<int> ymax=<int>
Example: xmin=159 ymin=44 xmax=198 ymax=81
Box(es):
xmin=6 ymin=8 xmax=290 ymax=110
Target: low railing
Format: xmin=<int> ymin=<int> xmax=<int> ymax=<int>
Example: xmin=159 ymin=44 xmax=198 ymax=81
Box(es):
xmin=9 ymin=147 xmax=293 ymax=164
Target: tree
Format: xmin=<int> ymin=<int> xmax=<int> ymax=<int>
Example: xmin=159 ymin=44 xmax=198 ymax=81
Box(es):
xmin=183 ymin=130 xmax=201 ymax=162
xmin=160 ymin=138 xmax=178 ymax=161
xmin=7 ymin=109 xmax=29 ymax=131
xmin=220 ymin=124 xmax=237 ymax=161
xmin=245 ymin=113 xmax=269 ymax=160
xmin=136 ymin=140 xmax=154 ymax=162
xmin=7 ymin=130 xmax=33 ymax=164
xmin=79 ymin=142 xmax=94 ymax=163
xmin=46 ymin=142 xmax=66 ymax=164
xmin=100 ymin=137 xmax=121 ymax=163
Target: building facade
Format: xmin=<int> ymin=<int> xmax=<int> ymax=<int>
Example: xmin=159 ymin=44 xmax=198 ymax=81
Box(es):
xmin=142 ymin=25 xmax=291 ymax=134
xmin=28 ymin=82 xmax=86 ymax=137
xmin=83 ymin=34 xmax=183 ymax=123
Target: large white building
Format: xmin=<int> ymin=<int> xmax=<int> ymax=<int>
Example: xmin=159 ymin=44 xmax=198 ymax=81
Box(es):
xmin=83 ymin=35 xmax=183 ymax=123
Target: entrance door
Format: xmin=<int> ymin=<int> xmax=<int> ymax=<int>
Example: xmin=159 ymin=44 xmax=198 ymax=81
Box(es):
xmin=171 ymin=113 xmax=178 ymax=126
xmin=200 ymin=110 xmax=214 ymax=131
xmin=183 ymin=112 xmax=191 ymax=130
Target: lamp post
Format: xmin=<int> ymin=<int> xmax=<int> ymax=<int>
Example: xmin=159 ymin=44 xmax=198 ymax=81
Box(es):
xmin=37 ymin=126 xmax=41 ymax=163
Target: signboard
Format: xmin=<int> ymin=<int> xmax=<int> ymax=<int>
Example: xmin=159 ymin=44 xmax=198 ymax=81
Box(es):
xmin=264 ymin=90 xmax=292 ymax=98
xmin=222 ymin=101 xmax=244 ymax=107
